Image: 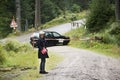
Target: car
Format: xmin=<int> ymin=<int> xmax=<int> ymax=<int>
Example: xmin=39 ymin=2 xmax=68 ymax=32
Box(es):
xmin=30 ymin=31 xmax=70 ymax=47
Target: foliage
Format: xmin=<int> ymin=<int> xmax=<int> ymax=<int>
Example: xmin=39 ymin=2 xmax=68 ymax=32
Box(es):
xmin=0 ymin=39 xmax=63 ymax=80
xmin=0 ymin=40 xmax=36 ymax=67
xmin=0 ymin=0 xmax=15 ymax=38
xmin=41 ymin=16 xmax=70 ymax=29
xmin=0 ymin=44 xmax=6 ymax=65
xmin=71 ymin=4 xmax=81 ymax=13
xmin=66 ymin=27 xmax=120 ymax=58
xmin=21 ymin=0 xmax=35 ymax=31
xmin=109 ymin=22 xmax=120 ymax=45
xmin=40 ymin=11 xmax=86 ymax=29
xmin=86 ymin=0 xmax=114 ymax=32
xmin=65 ymin=27 xmax=87 ymax=39
xmin=41 ymin=0 xmax=61 ymax=23
xmin=69 ymin=0 xmax=91 ymax=10
xmin=69 ymin=40 xmax=120 ymax=58
xmin=0 ymin=0 xmax=90 ymax=38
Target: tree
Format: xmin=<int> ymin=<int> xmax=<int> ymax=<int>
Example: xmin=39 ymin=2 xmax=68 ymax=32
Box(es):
xmin=71 ymin=4 xmax=80 ymax=13
xmin=115 ymin=0 xmax=120 ymax=21
xmin=41 ymin=0 xmax=60 ymax=23
xmin=86 ymin=0 xmax=113 ymax=32
xmin=16 ymin=0 xmax=21 ymax=31
xmin=0 ymin=0 xmax=15 ymax=38
xmin=35 ymin=0 xmax=41 ymax=29
xmin=21 ymin=0 xmax=35 ymax=31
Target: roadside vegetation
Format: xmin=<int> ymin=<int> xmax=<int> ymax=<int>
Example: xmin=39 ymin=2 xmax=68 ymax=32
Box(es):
xmin=0 ymin=40 xmax=63 ymax=80
xmin=7 ymin=11 xmax=86 ymax=38
xmin=40 ymin=11 xmax=86 ymax=29
xmin=66 ymin=0 xmax=120 ymax=58
xmin=65 ymin=27 xmax=120 ymax=58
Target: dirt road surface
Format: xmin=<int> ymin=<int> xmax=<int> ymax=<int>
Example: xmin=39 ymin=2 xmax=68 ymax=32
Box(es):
xmin=38 ymin=46 xmax=120 ymax=80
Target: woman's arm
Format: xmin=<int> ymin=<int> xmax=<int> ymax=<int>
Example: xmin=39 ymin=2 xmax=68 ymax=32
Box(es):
xmin=37 ymin=39 xmax=43 ymax=50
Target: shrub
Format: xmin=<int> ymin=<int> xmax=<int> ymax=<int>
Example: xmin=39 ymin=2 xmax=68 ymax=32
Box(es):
xmin=86 ymin=0 xmax=113 ymax=32
xmin=65 ymin=27 xmax=87 ymax=39
xmin=3 ymin=39 xmax=33 ymax=53
xmin=0 ymin=39 xmax=36 ymax=67
xmin=71 ymin=4 xmax=81 ymax=13
xmin=3 ymin=40 xmax=21 ymax=53
xmin=110 ymin=22 xmax=120 ymax=46
xmin=0 ymin=44 xmax=6 ymax=65
xmin=102 ymin=33 xmax=116 ymax=44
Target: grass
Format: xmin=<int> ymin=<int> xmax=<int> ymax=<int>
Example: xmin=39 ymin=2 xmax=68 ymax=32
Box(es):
xmin=65 ymin=27 xmax=120 ymax=58
xmin=0 ymin=40 xmax=64 ymax=80
xmin=69 ymin=40 xmax=120 ymax=58
xmin=12 ymin=52 xmax=63 ymax=80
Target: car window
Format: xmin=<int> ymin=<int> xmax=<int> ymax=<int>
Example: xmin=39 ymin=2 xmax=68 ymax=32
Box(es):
xmin=52 ymin=32 xmax=61 ymax=37
xmin=45 ymin=32 xmax=53 ymax=38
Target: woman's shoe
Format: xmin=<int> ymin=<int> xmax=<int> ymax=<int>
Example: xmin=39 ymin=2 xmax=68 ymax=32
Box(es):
xmin=40 ymin=71 xmax=48 ymax=74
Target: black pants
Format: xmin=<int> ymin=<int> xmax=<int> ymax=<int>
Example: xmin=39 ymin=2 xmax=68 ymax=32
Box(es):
xmin=40 ymin=58 xmax=46 ymax=72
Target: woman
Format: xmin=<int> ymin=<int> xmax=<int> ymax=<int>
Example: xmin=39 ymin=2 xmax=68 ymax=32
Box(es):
xmin=37 ymin=31 xmax=49 ymax=74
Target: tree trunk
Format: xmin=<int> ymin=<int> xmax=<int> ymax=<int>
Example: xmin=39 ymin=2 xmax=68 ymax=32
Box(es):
xmin=16 ymin=0 xmax=21 ymax=31
xmin=35 ymin=0 xmax=41 ymax=30
xmin=115 ymin=0 xmax=120 ymax=21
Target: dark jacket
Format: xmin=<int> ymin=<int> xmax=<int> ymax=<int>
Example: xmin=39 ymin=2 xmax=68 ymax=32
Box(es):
xmin=37 ymin=38 xmax=49 ymax=58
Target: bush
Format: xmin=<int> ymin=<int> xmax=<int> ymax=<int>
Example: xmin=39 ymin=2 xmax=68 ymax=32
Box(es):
xmin=65 ymin=27 xmax=87 ymax=39
xmin=0 ymin=45 xmax=6 ymax=65
xmin=86 ymin=0 xmax=114 ymax=32
xmin=101 ymin=33 xmax=116 ymax=44
xmin=3 ymin=40 xmax=21 ymax=52
xmin=41 ymin=0 xmax=61 ymax=23
xmin=7 ymin=30 xmax=22 ymax=37
xmin=110 ymin=22 xmax=120 ymax=46
xmin=0 ymin=39 xmax=35 ymax=67
xmin=71 ymin=4 xmax=81 ymax=13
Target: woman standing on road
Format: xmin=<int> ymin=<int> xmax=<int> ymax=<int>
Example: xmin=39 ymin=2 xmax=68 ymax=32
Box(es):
xmin=37 ymin=31 xmax=49 ymax=74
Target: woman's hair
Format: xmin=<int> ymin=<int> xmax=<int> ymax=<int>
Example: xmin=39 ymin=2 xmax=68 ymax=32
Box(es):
xmin=39 ymin=34 xmax=45 ymax=38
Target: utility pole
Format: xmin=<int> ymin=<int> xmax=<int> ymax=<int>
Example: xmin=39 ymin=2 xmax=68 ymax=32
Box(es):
xmin=35 ymin=0 xmax=41 ymax=30
xmin=16 ymin=0 xmax=21 ymax=31
xmin=115 ymin=0 xmax=120 ymax=21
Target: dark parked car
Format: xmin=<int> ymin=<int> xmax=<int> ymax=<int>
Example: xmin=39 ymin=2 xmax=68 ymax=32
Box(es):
xmin=30 ymin=31 xmax=70 ymax=47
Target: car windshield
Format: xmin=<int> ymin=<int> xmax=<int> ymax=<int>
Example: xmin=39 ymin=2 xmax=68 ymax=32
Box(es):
xmin=52 ymin=32 xmax=61 ymax=37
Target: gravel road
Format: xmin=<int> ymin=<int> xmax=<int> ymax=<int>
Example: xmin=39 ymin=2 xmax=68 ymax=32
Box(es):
xmin=39 ymin=46 xmax=120 ymax=80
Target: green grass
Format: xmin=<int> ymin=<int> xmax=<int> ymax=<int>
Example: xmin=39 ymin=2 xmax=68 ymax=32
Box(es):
xmin=65 ymin=27 xmax=120 ymax=58
xmin=0 ymin=40 xmax=63 ymax=80
xmin=69 ymin=40 xmax=120 ymax=58
xmin=12 ymin=52 xmax=63 ymax=80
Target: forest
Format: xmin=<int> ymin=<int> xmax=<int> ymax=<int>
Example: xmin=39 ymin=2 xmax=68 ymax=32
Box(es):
xmin=0 ymin=0 xmax=90 ymax=38
xmin=0 ymin=0 xmax=120 ymax=46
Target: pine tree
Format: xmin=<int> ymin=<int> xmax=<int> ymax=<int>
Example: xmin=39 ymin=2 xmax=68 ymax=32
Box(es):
xmin=16 ymin=0 xmax=21 ymax=31
xmin=115 ymin=0 xmax=120 ymax=21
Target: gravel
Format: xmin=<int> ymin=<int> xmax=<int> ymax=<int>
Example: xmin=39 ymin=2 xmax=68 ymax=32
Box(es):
xmin=38 ymin=46 xmax=120 ymax=80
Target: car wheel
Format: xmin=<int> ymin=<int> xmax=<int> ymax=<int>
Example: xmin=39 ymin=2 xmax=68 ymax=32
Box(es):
xmin=63 ymin=42 xmax=68 ymax=45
